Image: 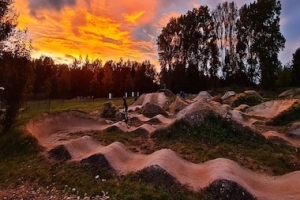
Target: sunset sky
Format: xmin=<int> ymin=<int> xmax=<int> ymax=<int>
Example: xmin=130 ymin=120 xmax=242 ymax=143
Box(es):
xmin=15 ymin=0 xmax=300 ymax=68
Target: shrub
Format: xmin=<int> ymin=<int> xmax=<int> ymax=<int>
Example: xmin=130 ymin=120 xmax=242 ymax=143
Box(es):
xmin=232 ymin=95 xmax=263 ymax=108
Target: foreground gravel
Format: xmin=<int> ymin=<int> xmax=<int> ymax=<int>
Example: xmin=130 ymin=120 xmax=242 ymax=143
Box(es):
xmin=0 ymin=184 xmax=111 ymax=200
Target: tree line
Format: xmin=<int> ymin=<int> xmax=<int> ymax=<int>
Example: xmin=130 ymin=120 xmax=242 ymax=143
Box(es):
xmin=0 ymin=0 xmax=159 ymax=131
xmin=30 ymin=56 xmax=159 ymax=100
xmin=156 ymin=0 xmax=300 ymax=93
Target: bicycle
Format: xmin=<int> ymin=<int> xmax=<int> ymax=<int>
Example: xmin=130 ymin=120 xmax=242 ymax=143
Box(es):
xmin=120 ymin=109 xmax=132 ymax=129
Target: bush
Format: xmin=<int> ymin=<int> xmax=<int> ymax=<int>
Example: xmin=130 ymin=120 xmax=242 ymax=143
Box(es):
xmin=153 ymin=113 xmax=264 ymax=145
xmin=232 ymin=95 xmax=263 ymax=108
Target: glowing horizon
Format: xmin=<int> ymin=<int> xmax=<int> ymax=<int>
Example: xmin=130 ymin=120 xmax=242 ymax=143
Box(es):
xmin=15 ymin=0 xmax=300 ymax=67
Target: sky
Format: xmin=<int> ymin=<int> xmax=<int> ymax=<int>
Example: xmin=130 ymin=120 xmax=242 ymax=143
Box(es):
xmin=15 ymin=0 xmax=300 ymax=68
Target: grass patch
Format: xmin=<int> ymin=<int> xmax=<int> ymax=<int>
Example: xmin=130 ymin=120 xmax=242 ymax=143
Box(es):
xmin=0 ymin=127 xmax=214 ymax=199
xmin=232 ymin=95 xmax=263 ymax=107
xmin=151 ymin=113 xmax=300 ymax=175
xmin=16 ymin=97 xmax=135 ymax=126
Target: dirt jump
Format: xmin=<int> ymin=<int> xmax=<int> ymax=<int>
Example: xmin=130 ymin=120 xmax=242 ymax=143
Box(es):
xmin=25 ymin=91 xmax=300 ymax=200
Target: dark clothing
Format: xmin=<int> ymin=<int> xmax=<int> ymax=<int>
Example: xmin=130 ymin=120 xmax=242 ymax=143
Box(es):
xmin=123 ymin=98 xmax=128 ymax=113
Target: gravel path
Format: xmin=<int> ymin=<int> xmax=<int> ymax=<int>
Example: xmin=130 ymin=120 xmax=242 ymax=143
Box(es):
xmin=0 ymin=184 xmax=110 ymax=200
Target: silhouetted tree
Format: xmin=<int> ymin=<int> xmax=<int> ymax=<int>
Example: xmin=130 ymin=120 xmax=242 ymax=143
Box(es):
xmin=291 ymin=47 xmax=300 ymax=86
xmin=0 ymin=0 xmax=33 ymax=132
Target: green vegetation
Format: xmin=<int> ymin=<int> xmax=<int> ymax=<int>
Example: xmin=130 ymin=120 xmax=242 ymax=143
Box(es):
xmin=0 ymin=128 xmax=215 ymax=199
xmin=152 ymin=113 xmax=300 ymax=175
xmin=1 ymin=98 xmax=300 ymax=199
xmin=232 ymin=95 xmax=263 ymax=107
xmin=15 ymin=98 xmax=134 ymax=126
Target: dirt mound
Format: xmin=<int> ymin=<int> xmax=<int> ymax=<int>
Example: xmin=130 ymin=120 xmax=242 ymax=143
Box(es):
xmin=194 ymin=91 xmax=213 ymax=101
xmin=48 ymin=145 xmax=71 ymax=161
xmin=262 ymin=131 xmax=300 ymax=147
xmin=133 ymin=124 xmax=155 ymax=136
xmin=205 ymin=179 xmax=256 ymax=200
xmin=287 ymin=122 xmax=300 ymax=138
xmin=221 ymin=91 xmax=236 ymax=101
xmin=140 ymin=102 xmax=168 ymax=118
xmin=235 ymin=104 xmax=250 ymax=112
xmin=222 ymin=90 xmax=263 ymax=107
xmin=26 ymin=111 xmax=109 ymax=150
xmin=279 ymin=88 xmax=300 ymax=99
xmin=176 ymin=100 xmax=228 ymax=126
xmin=246 ymin=99 xmax=300 ymax=119
xmin=98 ymin=101 xmax=117 ymax=119
xmin=169 ymin=96 xmax=189 ymax=113
xmin=134 ymin=164 xmax=182 ymax=190
xmin=26 ymin=112 xmax=300 ymax=200
xmin=133 ymin=92 xmax=168 ymax=107
xmin=157 ymin=89 xmax=175 ymax=97
xmin=81 ymin=153 xmax=113 ymax=171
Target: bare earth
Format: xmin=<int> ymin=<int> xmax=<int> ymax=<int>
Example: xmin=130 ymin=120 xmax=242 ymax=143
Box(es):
xmin=11 ymin=92 xmax=300 ymax=199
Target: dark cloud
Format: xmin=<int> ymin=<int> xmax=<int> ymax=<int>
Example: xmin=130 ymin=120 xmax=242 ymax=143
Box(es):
xmin=101 ymin=36 xmax=122 ymax=45
xmin=28 ymin=0 xmax=76 ymax=16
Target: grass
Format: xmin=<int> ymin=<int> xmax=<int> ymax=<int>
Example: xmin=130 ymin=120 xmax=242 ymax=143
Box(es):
xmin=15 ymin=98 xmax=134 ymax=125
xmin=92 ymin=113 xmax=300 ymax=176
xmin=0 ymin=97 xmax=214 ymax=199
xmin=1 ymin=97 xmax=300 ymax=199
xmin=0 ymin=128 xmax=213 ymax=199
xmin=232 ymin=95 xmax=264 ymax=107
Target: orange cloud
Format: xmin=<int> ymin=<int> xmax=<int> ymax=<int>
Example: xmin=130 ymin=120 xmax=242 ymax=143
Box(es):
xmin=124 ymin=11 xmax=145 ymax=24
xmin=13 ymin=0 xmax=192 ymax=68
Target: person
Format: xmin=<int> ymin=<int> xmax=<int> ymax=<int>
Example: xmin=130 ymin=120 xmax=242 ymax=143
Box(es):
xmin=122 ymin=96 xmax=128 ymax=121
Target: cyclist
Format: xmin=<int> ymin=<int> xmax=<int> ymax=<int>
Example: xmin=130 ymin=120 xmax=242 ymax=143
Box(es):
xmin=122 ymin=96 xmax=128 ymax=121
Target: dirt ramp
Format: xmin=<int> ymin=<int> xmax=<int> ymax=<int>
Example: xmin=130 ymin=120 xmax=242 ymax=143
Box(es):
xmin=134 ymin=164 xmax=183 ymax=190
xmin=26 ymin=111 xmax=109 ymax=150
xmin=176 ymin=99 xmax=228 ymax=124
xmin=246 ymin=99 xmax=299 ymax=119
xmin=169 ymin=96 xmax=189 ymax=113
xmin=194 ymin=91 xmax=213 ymax=101
xmin=205 ymin=179 xmax=256 ymax=200
xmin=133 ymin=92 xmax=168 ymax=107
xmin=279 ymin=88 xmax=300 ymax=99
xmin=262 ymin=131 xmax=300 ymax=147
xmin=140 ymin=102 xmax=169 ymax=118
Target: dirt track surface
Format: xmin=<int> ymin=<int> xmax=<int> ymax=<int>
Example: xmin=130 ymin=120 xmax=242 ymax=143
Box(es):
xmin=246 ymin=99 xmax=299 ymax=119
xmin=25 ymin=93 xmax=300 ymax=200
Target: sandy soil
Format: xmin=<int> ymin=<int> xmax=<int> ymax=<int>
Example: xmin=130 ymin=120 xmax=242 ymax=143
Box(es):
xmin=24 ymin=92 xmax=300 ymax=200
